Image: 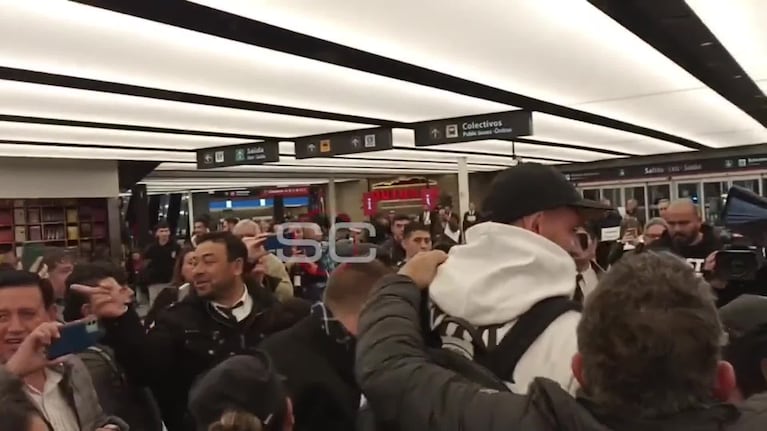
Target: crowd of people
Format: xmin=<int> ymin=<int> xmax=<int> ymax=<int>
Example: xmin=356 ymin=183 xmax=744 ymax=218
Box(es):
xmin=1 ymin=162 xmax=767 ymax=431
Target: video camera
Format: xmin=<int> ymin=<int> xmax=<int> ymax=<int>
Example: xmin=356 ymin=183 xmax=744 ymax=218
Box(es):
xmin=717 ymin=186 xmax=767 ymax=281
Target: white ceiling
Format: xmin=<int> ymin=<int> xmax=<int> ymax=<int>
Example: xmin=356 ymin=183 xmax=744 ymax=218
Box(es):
xmin=197 ymin=0 xmax=767 ymax=148
xmin=0 ymin=0 xmax=764 ymax=191
xmin=686 ymin=0 xmax=766 ymax=83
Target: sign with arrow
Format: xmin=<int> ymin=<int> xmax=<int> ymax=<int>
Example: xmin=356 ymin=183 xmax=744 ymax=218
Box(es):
xmin=196 ymin=141 xmax=280 ymax=169
xmin=414 ymin=110 xmax=533 ymax=146
xmin=294 ymin=127 xmax=393 ymax=159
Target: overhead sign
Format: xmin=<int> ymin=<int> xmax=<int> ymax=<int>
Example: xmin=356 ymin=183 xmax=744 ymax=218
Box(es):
xmin=561 ymin=154 xmax=767 ymax=183
xmin=414 ymin=110 xmax=533 ymax=146
xmin=197 ymin=141 xmax=280 ymax=169
xmin=294 ymin=128 xmax=393 ymax=159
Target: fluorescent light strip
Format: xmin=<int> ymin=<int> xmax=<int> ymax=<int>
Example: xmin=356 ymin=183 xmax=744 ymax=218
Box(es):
xmin=0 ymin=121 xmax=250 ymax=150
xmin=0 ymin=80 xmax=373 ymax=137
xmin=1 ymin=1 xmax=511 ymax=123
xmin=199 ymin=0 xmax=762 ymax=148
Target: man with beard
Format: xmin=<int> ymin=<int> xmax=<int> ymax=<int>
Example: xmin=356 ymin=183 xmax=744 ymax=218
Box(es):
xmin=659 ymin=199 xmax=721 ymax=275
xmin=71 ymin=232 xmax=301 ymax=431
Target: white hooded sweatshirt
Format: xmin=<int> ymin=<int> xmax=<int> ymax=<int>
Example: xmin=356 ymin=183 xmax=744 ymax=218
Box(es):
xmin=429 ymin=222 xmax=580 ymax=394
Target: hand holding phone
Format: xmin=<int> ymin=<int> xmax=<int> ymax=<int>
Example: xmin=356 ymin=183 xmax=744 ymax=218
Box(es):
xmin=5 ymin=322 xmax=63 ymax=377
xmin=46 ymin=318 xmax=103 ymax=360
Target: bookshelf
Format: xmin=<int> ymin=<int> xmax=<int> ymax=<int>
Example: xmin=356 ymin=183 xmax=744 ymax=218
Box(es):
xmin=0 ymin=198 xmax=110 ymax=257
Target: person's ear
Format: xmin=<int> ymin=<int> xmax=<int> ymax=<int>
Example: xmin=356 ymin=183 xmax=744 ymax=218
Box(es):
xmin=713 ymin=361 xmax=737 ymax=402
xmin=571 ymin=353 xmax=586 ymax=388
xmin=232 ymin=257 xmax=244 ymax=277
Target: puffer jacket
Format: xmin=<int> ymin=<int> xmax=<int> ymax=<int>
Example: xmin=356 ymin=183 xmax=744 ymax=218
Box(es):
xmin=356 ymin=274 xmax=764 ymax=431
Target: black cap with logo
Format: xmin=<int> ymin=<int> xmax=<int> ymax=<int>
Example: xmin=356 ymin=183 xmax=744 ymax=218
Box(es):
xmin=480 ymin=162 xmax=611 ymax=224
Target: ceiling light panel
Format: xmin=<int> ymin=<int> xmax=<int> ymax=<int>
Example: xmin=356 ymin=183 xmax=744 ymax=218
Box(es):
xmin=576 ymin=88 xmax=767 ymax=148
xmin=0 ymin=143 xmax=196 ymax=162
xmin=0 ymin=1 xmax=511 ymax=123
xmin=0 ymin=80 xmax=373 ymax=137
xmin=0 ymin=121 xmax=250 ymax=150
xmin=532 ymin=114 xmax=691 ymax=154
xmin=686 ymin=0 xmax=767 ymax=82
xmin=424 ymin=141 xmax=620 ymax=162
xmin=153 ymin=162 xmax=463 ymax=175
xmin=202 ymin=0 xmax=764 ymax=147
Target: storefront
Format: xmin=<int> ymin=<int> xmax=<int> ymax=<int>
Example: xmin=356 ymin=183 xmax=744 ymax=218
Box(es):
xmin=362 ymin=178 xmax=441 ymax=217
xmin=209 ymin=186 xmax=319 ymax=223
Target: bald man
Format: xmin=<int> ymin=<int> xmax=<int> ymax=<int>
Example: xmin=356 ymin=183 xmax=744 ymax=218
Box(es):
xmin=661 ymin=199 xmax=721 ymax=275
xmin=232 ymin=219 xmax=294 ymax=301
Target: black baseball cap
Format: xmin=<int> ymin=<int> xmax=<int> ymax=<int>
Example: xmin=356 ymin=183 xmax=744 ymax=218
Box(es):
xmin=480 ymin=163 xmax=611 ymax=223
xmin=720 ymin=294 xmax=767 ymax=336
xmin=188 ymin=352 xmax=287 ymax=430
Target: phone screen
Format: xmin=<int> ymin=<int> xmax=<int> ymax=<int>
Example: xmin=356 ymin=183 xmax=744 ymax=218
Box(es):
xmin=47 ymin=319 xmax=104 ymax=360
xmin=264 ymin=234 xmax=281 ymax=252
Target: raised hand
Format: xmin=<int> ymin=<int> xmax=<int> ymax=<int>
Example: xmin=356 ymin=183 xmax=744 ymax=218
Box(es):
xmin=398 ymin=250 xmax=448 ymax=289
xmin=71 ymin=278 xmax=132 ymax=319
xmin=243 ymin=234 xmax=270 ymax=262
xmin=5 ymin=322 xmax=65 ymax=377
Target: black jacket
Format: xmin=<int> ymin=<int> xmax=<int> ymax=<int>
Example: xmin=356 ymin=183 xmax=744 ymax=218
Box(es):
xmin=261 ymin=312 xmax=359 ymax=431
xmin=102 ymin=281 xmax=304 ymax=431
xmin=356 ymin=274 xmax=763 ymax=431
xmin=651 ymin=224 xmax=722 ymax=272
xmin=379 ymin=237 xmax=406 ymax=266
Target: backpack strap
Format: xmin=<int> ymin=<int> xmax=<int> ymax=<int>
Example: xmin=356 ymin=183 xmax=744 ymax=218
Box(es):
xmin=86 ymin=345 xmax=127 ymax=385
xmin=479 ymin=296 xmax=581 ymax=382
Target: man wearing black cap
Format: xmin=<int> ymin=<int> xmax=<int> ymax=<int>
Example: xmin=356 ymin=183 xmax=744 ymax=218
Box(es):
xmin=429 ymin=162 xmax=609 ymax=394
xmin=188 ymin=353 xmax=294 ymax=431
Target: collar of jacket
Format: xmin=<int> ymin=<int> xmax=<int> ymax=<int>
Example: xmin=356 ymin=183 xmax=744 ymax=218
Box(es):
xmin=182 ymin=278 xmax=277 ymax=326
xmin=575 ymin=390 xmax=739 ymax=431
xmin=528 ymin=378 xmax=740 ymax=431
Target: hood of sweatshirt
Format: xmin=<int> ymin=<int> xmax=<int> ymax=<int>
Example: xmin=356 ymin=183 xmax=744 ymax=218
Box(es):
xmin=429 ymin=222 xmax=578 ymax=326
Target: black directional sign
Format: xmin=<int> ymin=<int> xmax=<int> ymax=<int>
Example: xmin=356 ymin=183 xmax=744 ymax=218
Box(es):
xmin=294 ymin=128 xmax=393 ymax=159
xmin=414 ymin=110 xmax=533 ymax=146
xmin=196 ymin=141 xmax=280 ymax=169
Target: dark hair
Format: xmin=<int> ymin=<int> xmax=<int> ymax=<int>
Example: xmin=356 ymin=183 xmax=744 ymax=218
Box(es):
xmin=196 ymin=232 xmax=248 ymax=263
xmin=403 ymin=222 xmax=430 ymax=239
xmin=195 ymin=216 xmax=211 ymax=229
xmin=42 ymin=247 xmax=74 ymax=272
xmin=392 ymin=214 xmax=411 ymax=224
xmin=225 ymin=217 xmax=239 ymax=226
xmin=723 ymin=323 xmax=767 ymax=398
xmin=63 ymin=262 xmax=126 ymax=322
xmin=577 ymin=251 xmax=722 ymax=417
xmin=0 ymin=373 xmax=42 ymax=431
xmin=0 ymin=270 xmax=53 ymax=309
xmin=155 ymin=220 xmax=170 ymax=231
xmin=171 ymin=245 xmax=196 ymax=287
